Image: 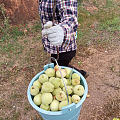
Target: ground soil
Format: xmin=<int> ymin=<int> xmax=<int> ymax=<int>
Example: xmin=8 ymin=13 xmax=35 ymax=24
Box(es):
xmin=0 ymin=0 xmax=39 ymax=24
xmin=0 ymin=0 xmax=120 ymax=120
xmin=0 ymin=37 xmax=120 ymax=120
xmin=78 ymin=45 xmax=120 ymax=120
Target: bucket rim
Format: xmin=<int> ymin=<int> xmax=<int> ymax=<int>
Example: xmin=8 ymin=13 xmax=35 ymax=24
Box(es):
xmin=27 ymin=65 xmax=88 ymax=115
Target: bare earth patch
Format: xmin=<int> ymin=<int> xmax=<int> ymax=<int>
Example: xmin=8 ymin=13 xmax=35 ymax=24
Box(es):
xmin=78 ymin=45 xmax=120 ymax=120
xmin=0 ymin=39 xmax=120 ymax=120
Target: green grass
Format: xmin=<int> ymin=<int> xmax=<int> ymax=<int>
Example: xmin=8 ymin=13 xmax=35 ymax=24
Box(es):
xmin=10 ymin=27 xmax=24 ymax=39
xmin=99 ymin=17 xmax=120 ymax=32
xmin=106 ymin=0 xmax=114 ymax=8
xmin=31 ymin=21 xmax=42 ymax=33
xmin=0 ymin=42 xmax=23 ymax=55
xmin=0 ymin=26 xmax=25 ymax=41
xmin=77 ymin=1 xmax=120 ymax=46
xmin=0 ymin=118 xmax=4 ymax=120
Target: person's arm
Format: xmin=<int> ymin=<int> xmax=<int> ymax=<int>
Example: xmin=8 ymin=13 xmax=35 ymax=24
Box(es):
xmin=42 ymin=0 xmax=78 ymax=47
xmin=58 ymin=0 xmax=78 ymax=46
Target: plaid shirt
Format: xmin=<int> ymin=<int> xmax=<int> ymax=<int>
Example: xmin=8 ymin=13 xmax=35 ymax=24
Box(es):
xmin=39 ymin=0 xmax=78 ymax=54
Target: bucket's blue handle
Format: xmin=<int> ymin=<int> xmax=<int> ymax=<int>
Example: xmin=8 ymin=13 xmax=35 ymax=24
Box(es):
xmin=62 ymin=103 xmax=76 ymax=113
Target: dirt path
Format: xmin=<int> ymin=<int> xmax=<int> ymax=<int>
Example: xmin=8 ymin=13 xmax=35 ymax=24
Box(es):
xmin=78 ymin=45 xmax=120 ymax=120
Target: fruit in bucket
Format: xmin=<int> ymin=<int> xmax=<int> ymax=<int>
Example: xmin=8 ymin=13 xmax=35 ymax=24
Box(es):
xmin=50 ymin=100 xmax=59 ymax=111
xmin=59 ymin=100 xmax=68 ymax=110
xmin=30 ymin=86 xmax=39 ymax=96
xmin=72 ymin=95 xmax=80 ymax=104
xmin=64 ymin=68 xmax=72 ymax=78
xmin=56 ymin=91 xmax=67 ymax=101
xmin=52 ymin=88 xmax=62 ymax=96
xmin=73 ymin=85 xmax=85 ymax=96
xmin=49 ymin=77 xmax=61 ymax=88
xmin=41 ymin=93 xmax=53 ymax=105
xmin=38 ymin=74 xmax=49 ymax=83
xmin=54 ymin=65 xmax=60 ymax=71
xmin=45 ymin=68 xmax=55 ymax=77
xmin=68 ymin=96 xmax=72 ymax=104
xmin=60 ymin=78 xmax=68 ymax=88
xmin=72 ymin=73 xmax=80 ymax=81
xmin=29 ymin=65 xmax=85 ymax=111
xmin=66 ymin=79 xmax=72 ymax=85
xmin=41 ymin=82 xmax=54 ymax=93
xmin=56 ymin=69 xmax=66 ymax=78
xmin=40 ymin=104 xmax=50 ymax=111
xmin=33 ymin=93 xmax=42 ymax=105
xmin=63 ymin=86 xmax=73 ymax=95
xmin=33 ymin=80 xmax=41 ymax=89
xmin=72 ymin=79 xmax=80 ymax=86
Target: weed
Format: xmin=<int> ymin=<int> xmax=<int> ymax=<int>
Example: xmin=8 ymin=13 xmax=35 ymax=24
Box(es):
xmin=0 ymin=3 xmax=26 ymax=43
xmin=31 ymin=21 xmax=41 ymax=33
xmin=99 ymin=17 xmax=120 ymax=32
xmin=36 ymin=34 xmax=42 ymax=41
xmin=110 ymin=66 xmax=115 ymax=72
xmin=0 ymin=42 xmax=23 ymax=55
xmin=10 ymin=27 xmax=24 ymax=40
xmin=24 ymin=39 xmax=28 ymax=44
xmin=24 ymin=103 xmax=31 ymax=111
xmin=78 ymin=6 xmax=91 ymax=26
xmin=0 ymin=100 xmax=5 ymax=108
xmin=11 ymin=112 xmax=20 ymax=120
xmin=77 ymin=30 xmax=83 ymax=39
xmin=78 ymin=61 xmax=82 ymax=66
xmin=93 ymin=0 xmax=99 ymax=7
xmin=0 ymin=118 xmax=4 ymax=120
xmin=0 ymin=4 xmax=10 ymax=41
xmin=106 ymin=0 xmax=114 ymax=8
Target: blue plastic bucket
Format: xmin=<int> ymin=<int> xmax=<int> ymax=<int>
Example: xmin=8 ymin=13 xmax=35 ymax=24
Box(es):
xmin=27 ymin=63 xmax=88 ymax=120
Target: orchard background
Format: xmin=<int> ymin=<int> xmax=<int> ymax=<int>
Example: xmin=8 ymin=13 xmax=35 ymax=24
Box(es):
xmin=0 ymin=0 xmax=120 ymax=120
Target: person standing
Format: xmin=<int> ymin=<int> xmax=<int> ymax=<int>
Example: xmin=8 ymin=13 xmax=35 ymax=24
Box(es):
xmin=39 ymin=0 xmax=88 ymax=78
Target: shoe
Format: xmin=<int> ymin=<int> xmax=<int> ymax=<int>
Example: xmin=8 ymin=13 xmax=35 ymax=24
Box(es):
xmin=78 ymin=70 xmax=89 ymax=79
xmin=68 ymin=65 xmax=89 ymax=78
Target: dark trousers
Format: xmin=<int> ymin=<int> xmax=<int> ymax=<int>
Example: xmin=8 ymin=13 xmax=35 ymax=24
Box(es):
xmin=51 ymin=50 xmax=87 ymax=77
xmin=51 ymin=50 xmax=76 ymax=66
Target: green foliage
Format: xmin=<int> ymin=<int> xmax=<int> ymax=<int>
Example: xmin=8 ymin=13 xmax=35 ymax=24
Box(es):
xmin=106 ymin=0 xmax=114 ymax=7
xmin=0 ymin=4 xmax=10 ymax=41
xmin=0 ymin=117 xmax=4 ymax=120
xmin=99 ymin=17 xmax=120 ymax=32
xmin=77 ymin=1 xmax=120 ymax=47
xmin=10 ymin=27 xmax=24 ymax=40
xmin=0 ymin=42 xmax=23 ymax=55
xmin=31 ymin=21 xmax=41 ymax=32
xmin=0 ymin=4 xmax=25 ymax=42
xmin=78 ymin=6 xmax=91 ymax=25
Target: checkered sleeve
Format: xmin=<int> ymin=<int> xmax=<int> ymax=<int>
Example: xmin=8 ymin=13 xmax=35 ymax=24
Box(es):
xmin=58 ymin=0 xmax=78 ymax=47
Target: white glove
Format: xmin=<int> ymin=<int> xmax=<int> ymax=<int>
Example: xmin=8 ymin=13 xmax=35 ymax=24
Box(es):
xmin=42 ymin=24 xmax=64 ymax=46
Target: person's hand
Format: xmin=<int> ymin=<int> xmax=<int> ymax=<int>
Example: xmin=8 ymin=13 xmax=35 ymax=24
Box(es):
xmin=42 ymin=24 xmax=64 ymax=46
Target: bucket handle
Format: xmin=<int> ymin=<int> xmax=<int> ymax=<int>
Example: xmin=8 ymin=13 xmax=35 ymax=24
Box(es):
xmin=45 ymin=58 xmax=70 ymax=104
